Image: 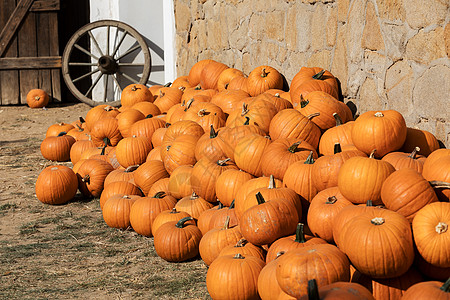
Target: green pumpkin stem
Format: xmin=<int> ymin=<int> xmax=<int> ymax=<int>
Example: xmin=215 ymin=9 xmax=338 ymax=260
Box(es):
xmin=240 ymin=103 xmax=249 ymax=116
xmin=288 ymin=141 xmax=302 ymax=153
xmin=307 ymin=112 xmax=320 ymax=120
xmin=408 ymin=147 xmax=420 ymax=159
xmin=103 ymin=137 xmax=111 ymax=147
xmin=217 ymin=158 xmax=231 ymax=166
xmin=164 ymin=82 xmax=172 ymax=87
xmin=175 ymin=216 xmax=193 ymax=228
xmin=440 ymin=277 xmax=450 ymax=292
xmin=304 ymin=151 xmax=315 ymax=164
xmin=145 ymin=114 xmax=153 ymax=118
xmin=334 ymin=143 xmax=342 ymax=154
xmin=209 ymin=125 xmax=218 ymax=138
xmin=217 ymin=201 xmax=224 ymax=209
xmin=79 ymin=116 xmax=86 ymax=124
xmin=235 ymin=238 xmax=247 ymax=248
xmin=57 ymin=131 xmax=67 ymax=136
xmin=300 ymin=95 xmax=309 ymax=108
xmin=169 ymin=208 xmax=178 ymax=214
xmin=256 ymin=192 xmax=266 ymax=205
xmin=244 ymin=116 xmax=250 ymax=125
xmin=366 ymin=200 xmax=374 ymax=206
xmin=307 ymin=279 xmax=320 ymax=300
xmin=229 ymin=199 xmax=235 ymax=209
xmin=295 ymin=223 xmax=307 ymax=243
xmin=260 ymin=68 xmax=269 ymax=78
xmin=153 ymin=191 xmax=166 ymax=198
xmin=312 ymin=69 xmax=326 ymax=80
xmin=326 ymin=196 xmax=337 ymax=204
xmin=233 ymin=253 xmax=245 ymax=259
xmin=332 ymin=113 xmax=343 ymax=126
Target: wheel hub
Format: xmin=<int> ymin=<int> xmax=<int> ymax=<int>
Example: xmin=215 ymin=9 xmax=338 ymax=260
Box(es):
xmin=98 ymin=55 xmax=118 ymax=74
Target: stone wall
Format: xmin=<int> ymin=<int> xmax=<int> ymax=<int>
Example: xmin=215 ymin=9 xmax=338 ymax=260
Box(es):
xmin=174 ymin=0 xmax=450 ymax=147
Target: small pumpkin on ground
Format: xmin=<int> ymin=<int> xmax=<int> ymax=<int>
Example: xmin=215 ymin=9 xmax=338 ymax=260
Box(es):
xmin=35 ymin=165 xmax=78 ymax=205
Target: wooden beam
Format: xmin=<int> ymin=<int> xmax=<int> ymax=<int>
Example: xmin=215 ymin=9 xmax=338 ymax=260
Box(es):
xmin=0 ymin=56 xmax=62 ymax=69
xmin=0 ymin=0 xmax=35 ymax=57
xmin=30 ymin=0 xmax=59 ymax=12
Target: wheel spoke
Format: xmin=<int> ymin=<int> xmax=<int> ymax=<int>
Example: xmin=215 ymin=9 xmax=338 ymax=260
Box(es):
xmin=74 ymin=43 xmax=99 ymax=60
xmin=106 ymin=25 xmax=110 ymax=56
xmin=115 ymin=44 xmax=141 ymax=61
xmin=111 ymin=30 xmax=128 ymax=58
xmin=72 ymin=68 xmax=100 ymax=83
xmin=119 ymin=71 xmax=139 ymax=84
xmin=104 ymin=75 xmax=109 ymax=102
xmin=117 ymin=63 xmax=145 ymax=67
xmin=88 ymin=30 xmax=103 ymax=57
xmin=69 ymin=62 xmax=98 ymax=66
xmin=84 ymin=73 xmax=104 ymax=97
xmin=111 ymin=74 xmax=122 ymax=93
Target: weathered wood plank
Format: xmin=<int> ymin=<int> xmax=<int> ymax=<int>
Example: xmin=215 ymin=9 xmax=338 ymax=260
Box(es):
xmin=30 ymin=0 xmax=59 ymax=12
xmin=0 ymin=56 xmax=62 ymax=69
xmin=0 ymin=0 xmax=35 ymax=57
xmin=18 ymin=10 xmax=39 ymax=104
xmin=0 ymin=0 xmax=20 ymax=105
xmin=48 ymin=11 xmax=60 ymax=102
xmin=36 ymin=12 xmax=52 ymax=100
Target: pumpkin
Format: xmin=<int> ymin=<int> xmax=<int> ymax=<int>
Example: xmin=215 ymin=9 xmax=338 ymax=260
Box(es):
xmin=85 ymin=105 xmax=119 ymax=131
xmin=211 ymin=89 xmax=249 ymax=115
xmin=300 ymin=280 xmax=375 ymax=300
xmin=128 ymin=114 xmax=166 ymax=142
xmin=227 ymin=75 xmax=249 ymax=92
xmin=414 ymin=251 xmax=450 ymax=281
xmin=151 ymin=127 xmax=167 ymax=148
xmin=162 ymin=120 xmax=204 ymax=144
xmin=352 ymin=110 xmax=407 ymax=158
xmin=133 ymin=160 xmax=169 ymax=196
xmin=188 ymin=59 xmax=213 ymax=86
xmin=234 ymin=133 xmax=272 ymax=177
xmin=120 ymin=84 xmax=153 ymax=107
xmin=276 ymin=243 xmax=350 ymax=299
xmin=129 ymin=192 xmax=177 ymax=237
xmin=131 ymin=101 xmax=161 ymax=117
xmin=199 ymin=60 xmax=229 ymax=90
xmin=199 ymin=216 xmax=243 ymax=266
xmin=35 ymin=165 xmax=78 ymax=205
xmin=337 ymin=150 xmax=395 ymax=204
xmin=269 ymin=108 xmax=321 ymax=149
xmin=216 ymin=68 xmax=244 ymax=92
xmin=266 ymin=223 xmax=327 ymax=263
xmin=116 ymin=108 xmax=145 ymax=138
xmin=381 ymin=147 xmax=426 ymax=173
xmin=153 ymin=217 xmax=202 ymax=262
xmin=283 ymin=151 xmax=318 ymax=204
xmin=90 ymin=117 xmax=123 ymax=147
xmin=153 ymin=87 xmax=184 ymax=113
xmin=104 ymin=165 xmax=138 ymax=187
xmin=163 ymin=134 xmax=199 ymax=175
xmin=40 ymin=132 xmax=76 ymax=162
xmin=70 ymin=139 xmax=96 ymax=165
xmin=260 ymin=138 xmax=318 ymax=180
xmin=99 ymin=180 xmax=142 ymax=209
xmin=183 ymin=101 xmax=226 ymax=133
xmin=206 ymin=253 xmax=265 ymax=300
xmin=290 ymin=67 xmax=338 ymax=99
xmin=194 ymin=126 xmax=228 ymax=162
xmin=45 ymin=122 xmax=75 ymax=137
xmin=258 ymin=253 xmax=296 ymax=300
xmin=215 ymin=169 xmax=254 ymax=207
xmin=307 ymin=187 xmax=353 ymax=243
xmin=175 ymin=192 xmax=215 ymax=221
xmin=412 ymin=202 xmax=450 ymax=268
xmin=67 ymin=125 xmax=89 ymax=141
xmin=115 ymin=135 xmax=152 ymax=168
xmin=401 ymin=127 xmax=440 ymax=156
xmin=218 ymin=238 xmax=266 ymax=261
xmin=209 ymin=200 xmax=239 ymax=229
xmin=380 ymin=168 xmax=438 ymax=222
xmin=197 ymin=203 xmax=225 ymax=235
xmin=226 ymin=99 xmax=278 ymax=134
xmin=339 ymin=207 xmax=414 ymax=278
xmin=246 ymin=65 xmax=284 ymax=96
xmin=422 ymin=155 xmax=450 ymax=202
xmin=167 ymin=165 xmax=193 ymax=199
xmin=27 ymin=88 xmax=49 ymax=108
xmin=291 ymin=79 xmax=339 ymax=105
xmin=102 ymin=195 xmax=138 ymax=229
xmin=401 ymin=278 xmax=450 ymax=300
xmin=318 ymin=113 xmax=354 ymax=156
xmin=171 ymin=75 xmax=192 ymax=90
xmin=254 ymin=92 xmax=293 ymax=112
xmin=151 ymin=208 xmax=193 ymax=236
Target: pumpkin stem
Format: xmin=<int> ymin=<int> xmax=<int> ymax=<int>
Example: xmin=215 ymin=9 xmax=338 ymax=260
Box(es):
xmin=304 ymin=151 xmax=315 ymax=164
xmin=240 ymin=103 xmax=249 ymax=116
xmin=209 ymin=125 xmax=218 ymax=138
xmin=243 ymin=116 xmax=250 ymax=125
xmin=125 ymin=165 xmax=139 ymax=172
xmin=307 ymin=279 xmax=320 ymax=300
xmin=435 ymin=222 xmax=448 ymax=234
xmin=374 ymin=112 xmax=384 ymax=117
xmin=104 ymin=106 xmax=114 ymax=112
xmin=164 ymin=82 xmax=172 ymax=87
xmin=184 ymin=98 xmax=194 ymax=111
xmin=34 ymin=96 xmax=41 ymax=101
xmin=169 ymin=208 xmax=178 ymax=214
xmin=369 ymin=149 xmax=377 ymax=158
xmin=408 ymin=147 xmax=420 ymax=159
xmin=233 ymin=253 xmax=245 ymax=259
xmin=222 ymin=216 xmax=231 ymax=230
xmin=190 ymin=192 xmax=199 ymax=200
xmin=235 ymin=238 xmax=247 ymax=248
xmin=229 ymin=199 xmax=235 ymax=209
xmin=334 ymin=143 xmax=342 ymax=154
xmin=260 ymin=68 xmax=269 ymax=78
xmin=288 ymin=141 xmax=302 ymax=153
xmin=268 ymin=174 xmax=276 ymax=189
xmin=255 ymin=192 xmax=266 ymax=205
xmin=366 ymin=200 xmax=374 ymax=206
xmin=440 ymin=277 xmax=450 ymax=292
xmin=429 ymin=181 xmax=450 ymax=189
xmin=145 ymin=114 xmax=153 ymax=118
xmin=371 ymin=217 xmax=385 ymax=225
xmin=197 ymin=109 xmax=208 ymax=117
xmin=294 ymin=223 xmax=307 ymax=243
xmin=79 ymin=116 xmax=86 ymax=124
xmin=131 ymin=85 xmax=140 ymax=91
xmin=75 ymin=123 xmax=83 ymax=131
xmin=153 ymin=191 xmax=166 ymax=199
xmin=175 ymin=216 xmax=193 ymax=228
xmin=300 ymin=95 xmax=309 ymax=108
xmin=312 ymin=69 xmax=326 ymax=80
xmin=224 ymin=83 xmax=229 ymax=90
xmin=217 ymin=201 xmax=224 ymax=209
xmin=274 ymin=93 xmax=280 ymax=97
xmin=57 ymin=131 xmax=67 ymax=136
xmin=326 ymin=196 xmax=337 ymax=204
xmin=307 ymin=112 xmax=320 ymax=120
xmin=159 ymin=90 xmax=165 ymax=98
xmin=275 ymin=251 xmax=285 ymax=259
xmin=332 ymin=113 xmax=343 ymax=126
xmin=103 ymin=137 xmax=111 ymax=147
xmin=81 ymin=174 xmax=90 ymax=183
xmin=217 ymin=158 xmax=231 ymax=166
xmin=178 ymin=86 xmax=186 ymax=92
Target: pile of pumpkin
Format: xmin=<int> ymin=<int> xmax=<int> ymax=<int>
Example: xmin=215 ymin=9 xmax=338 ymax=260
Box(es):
xmin=34 ymin=60 xmax=450 ymax=299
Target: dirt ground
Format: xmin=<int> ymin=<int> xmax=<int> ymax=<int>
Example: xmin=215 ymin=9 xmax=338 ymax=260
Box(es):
xmin=0 ymin=103 xmax=209 ymax=299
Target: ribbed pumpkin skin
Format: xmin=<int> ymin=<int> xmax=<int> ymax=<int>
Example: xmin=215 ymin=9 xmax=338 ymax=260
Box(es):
xmin=99 ymin=181 xmax=142 ymax=209
xmin=128 ymin=116 xmax=166 ymax=142
xmin=206 ymin=254 xmax=265 ymax=300
xmin=45 ymin=122 xmax=75 ymax=137
xmin=401 ymin=127 xmax=440 ymax=156
xmin=153 ymin=87 xmax=183 ymax=113
xmin=246 ymin=65 xmax=284 ymax=96
xmin=40 ymin=134 xmax=76 ymax=162
xmin=291 ymin=80 xmax=339 ymax=105
xmin=90 ymin=117 xmax=123 ymax=147
xmin=85 ymin=105 xmax=120 ymax=131
xmin=290 ymin=67 xmax=338 ymax=98
xmin=401 ymin=279 xmax=450 ymax=300
xmin=412 ymin=202 xmax=450 ymax=268
xmin=35 ymin=166 xmax=78 ymax=205
xmin=219 ymin=123 xmax=266 ymax=161
xmin=70 ymin=139 xmax=96 ymax=165
xmin=154 ymin=219 xmax=203 ymax=262
xmin=258 ymin=257 xmax=296 ymax=300
xmin=194 ymin=128 xmax=228 ymax=162
xmin=422 ymin=155 xmax=450 ymax=201
xmin=226 ymin=99 xmax=278 ymax=134
xmin=337 ymin=154 xmax=395 ymax=204
xmin=352 ymin=110 xmax=407 ymax=158
xmin=218 ymin=239 xmax=266 ymax=261
xmin=234 ymin=134 xmax=272 ymax=177
xmin=131 ymin=101 xmax=161 ymax=118
xmin=76 ymin=159 xmax=114 ymax=198
xmin=269 ymin=109 xmax=321 ymax=150
xmin=318 ymin=120 xmax=354 ymax=156
xmin=175 ymin=193 xmax=215 ymax=220
xmin=116 ymin=136 xmax=152 ymax=168
xmin=283 ymin=156 xmax=318 ymax=203
xmin=188 ymin=59 xmax=213 ymax=86
xmin=199 ymin=60 xmax=229 ymax=90
xmin=339 ymin=208 xmax=414 ymax=278
xmin=215 ymin=169 xmax=254 ymax=207
xmin=168 ymin=165 xmax=193 ymax=199
xmin=133 ymin=160 xmax=169 ymax=196
xmin=129 ymin=193 xmax=177 ymax=237
xmin=102 ymin=195 xmax=137 ymax=229
xmin=120 ymin=84 xmax=153 ymax=107
xmin=298 ymin=282 xmax=375 ymax=300
xmin=27 ymin=88 xmax=49 ymax=108
xmin=163 ymin=134 xmax=199 ymax=175
xmin=151 ymin=209 xmax=193 ymax=236
xmin=216 ymin=68 xmax=244 ymax=92
xmin=381 ymin=169 xmax=438 ymax=222
xmin=162 ymin=120 xmax=204 ymax=144
xmin=276 ymin=244 xmax=350 ymax=299
xmin=116 ymin=109 xmax=145 ymax=138
xmin=381 ymin=150 xmax=426 ymax=173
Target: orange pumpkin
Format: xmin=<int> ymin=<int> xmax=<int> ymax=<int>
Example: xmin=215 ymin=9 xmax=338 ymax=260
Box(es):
xmin=27 ymin=89 xmax=49 ymax=108
xmin=35 ymin=165 xmax=78 ymax=205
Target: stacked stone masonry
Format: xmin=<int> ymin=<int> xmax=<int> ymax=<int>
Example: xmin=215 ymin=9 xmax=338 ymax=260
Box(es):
xmin=174 ymin=0 xmax=450 ymax=147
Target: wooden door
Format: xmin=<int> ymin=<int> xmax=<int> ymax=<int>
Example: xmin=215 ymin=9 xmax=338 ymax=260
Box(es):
xmin=0 ymin=0 xmax=61 ymax=105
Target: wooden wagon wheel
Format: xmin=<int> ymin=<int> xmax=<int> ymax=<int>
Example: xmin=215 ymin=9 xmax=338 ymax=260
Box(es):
xmin=62 ymin=20 xmax=151 ymax=107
